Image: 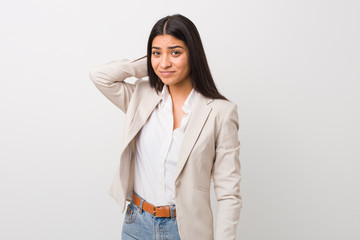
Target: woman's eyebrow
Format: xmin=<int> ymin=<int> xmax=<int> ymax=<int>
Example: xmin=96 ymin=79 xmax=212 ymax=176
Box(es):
xmin=152 ymin=46 xmax=184 ymax=49
xmin=168 ymin=45 xmax=184 ymax=49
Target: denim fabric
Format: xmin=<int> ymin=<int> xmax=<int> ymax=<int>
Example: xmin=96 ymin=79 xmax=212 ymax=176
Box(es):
xmin=121 ymin=197 xmax=180 ymax=240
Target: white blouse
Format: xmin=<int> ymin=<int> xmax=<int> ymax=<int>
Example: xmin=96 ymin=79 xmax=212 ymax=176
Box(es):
xmin=133 ymin=85 xmax=199 ymax=206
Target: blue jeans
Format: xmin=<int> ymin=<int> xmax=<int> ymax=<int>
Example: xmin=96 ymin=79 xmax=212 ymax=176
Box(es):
xmin=121 ymin=195 xmax=180 ymax=240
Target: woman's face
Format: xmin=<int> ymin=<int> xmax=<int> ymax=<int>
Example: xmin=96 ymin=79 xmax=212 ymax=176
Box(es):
xmin=151 ymin=34 xmax=191 ymax=88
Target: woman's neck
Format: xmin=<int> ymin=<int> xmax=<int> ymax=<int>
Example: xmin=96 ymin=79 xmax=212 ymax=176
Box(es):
xmin=168 ymin=80 xmax=193 ymax=104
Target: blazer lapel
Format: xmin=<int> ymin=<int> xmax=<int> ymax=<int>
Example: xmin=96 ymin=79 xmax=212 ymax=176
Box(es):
xmin=175 ymin=95 xmax=213 ymax=180
xmin=124 ymin=90 xmax=161 ymax=149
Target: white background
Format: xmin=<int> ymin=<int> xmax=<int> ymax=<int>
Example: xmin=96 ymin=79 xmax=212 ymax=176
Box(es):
xmin=1 ymin=0 xmax=359 ymax=239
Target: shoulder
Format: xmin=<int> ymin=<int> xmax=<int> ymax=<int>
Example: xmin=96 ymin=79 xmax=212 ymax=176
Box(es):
xmin=135 ymin=79 xmax=152 ymax=90
xmin=208 ymin=98 xmax=238 ymax=117
xmin=206 ymin=98 xmax=239 ymax=136
xmin=126 ymin=79 xmax=159 ymax=109
xmin=133 ymin=79 xmax=154 ymax=95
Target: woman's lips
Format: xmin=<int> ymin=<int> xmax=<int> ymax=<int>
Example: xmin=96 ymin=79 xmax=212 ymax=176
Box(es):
xmin=160 ymin=71 xmax=175 ymax=77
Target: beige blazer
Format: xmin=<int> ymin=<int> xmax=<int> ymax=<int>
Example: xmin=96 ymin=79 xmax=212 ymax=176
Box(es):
xmin=90 ymin=57 xmax=242 ymax=240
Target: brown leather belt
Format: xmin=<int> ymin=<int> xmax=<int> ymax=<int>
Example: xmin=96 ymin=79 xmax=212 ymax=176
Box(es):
xmin=132 ymin=192 xmax=176 ymax=218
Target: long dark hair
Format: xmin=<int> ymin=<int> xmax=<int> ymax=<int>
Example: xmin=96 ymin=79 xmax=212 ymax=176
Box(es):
xmin=147 ymin=14 xmax=227 ymax=100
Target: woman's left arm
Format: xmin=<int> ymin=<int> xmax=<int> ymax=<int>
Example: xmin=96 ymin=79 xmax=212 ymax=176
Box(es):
xmin=212 ymin=103 xmax=242 ymax=240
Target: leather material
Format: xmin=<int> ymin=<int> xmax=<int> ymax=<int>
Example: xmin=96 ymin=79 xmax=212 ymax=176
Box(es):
xmin=132 ymin=192 xmax=176 ymax=218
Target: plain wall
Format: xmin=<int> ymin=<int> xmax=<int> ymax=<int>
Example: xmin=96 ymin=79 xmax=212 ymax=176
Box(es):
xmin=0 ymin=0 xmax=359 ymax=239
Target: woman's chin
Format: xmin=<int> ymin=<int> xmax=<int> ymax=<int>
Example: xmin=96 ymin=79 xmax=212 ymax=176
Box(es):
xmin=159 ymin=78 xmax=175 ymax=86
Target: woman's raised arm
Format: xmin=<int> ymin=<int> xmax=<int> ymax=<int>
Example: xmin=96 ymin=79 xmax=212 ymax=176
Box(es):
xmin=89 ymin=56 xmax=147 ymax=113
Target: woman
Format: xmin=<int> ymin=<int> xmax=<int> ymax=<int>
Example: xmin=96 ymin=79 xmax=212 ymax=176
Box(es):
xmin=90 ymin=14 xmax=241 ymax=240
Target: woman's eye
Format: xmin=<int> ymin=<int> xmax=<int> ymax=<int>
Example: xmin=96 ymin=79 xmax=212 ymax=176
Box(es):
xmin=152 ymin=51 xmax=160 ymax=56
xmin=172 ymin=51 xmax=181 ymax=56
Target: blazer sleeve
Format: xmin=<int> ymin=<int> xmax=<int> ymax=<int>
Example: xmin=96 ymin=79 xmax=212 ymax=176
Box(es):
xmin=212 ymin=103 xmax=242 ymax=240
xmin=89 ymin=56 xmax=147 ymax=113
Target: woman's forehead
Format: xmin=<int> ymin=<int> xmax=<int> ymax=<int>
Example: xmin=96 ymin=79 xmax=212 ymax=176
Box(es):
xmin=152 ymin=34 xmax=187 ymax=48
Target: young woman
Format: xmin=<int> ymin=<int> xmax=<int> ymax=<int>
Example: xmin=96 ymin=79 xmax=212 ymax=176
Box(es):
xmin=90 ymin=14 xmax=241 ymax=240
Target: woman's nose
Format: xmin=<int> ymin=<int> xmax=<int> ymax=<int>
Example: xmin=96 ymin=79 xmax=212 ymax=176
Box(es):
xmin=160 ymin=55 xmax=171 ymax=68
